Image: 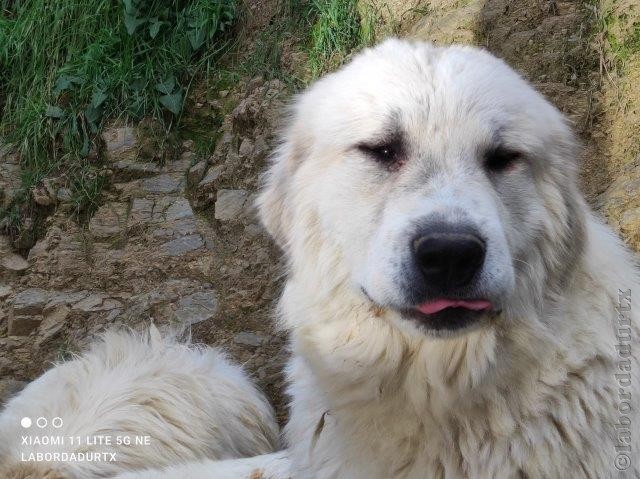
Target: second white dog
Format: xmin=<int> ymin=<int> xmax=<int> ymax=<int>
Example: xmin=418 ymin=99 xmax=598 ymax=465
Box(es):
xmin=0 ymin=327 xmax=279 ymax=478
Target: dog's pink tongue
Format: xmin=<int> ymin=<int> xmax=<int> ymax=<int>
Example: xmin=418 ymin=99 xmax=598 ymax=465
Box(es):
xmin=417 ymin=299 xmax=492 ymax=315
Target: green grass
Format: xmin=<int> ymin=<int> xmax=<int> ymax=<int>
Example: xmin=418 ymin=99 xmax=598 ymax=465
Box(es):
xmin=0 ymin=0 xmax=384 ymax=249
xmin=308 ymin=0 xmax=375 ymax=78
xmin=0 ymin=0 xmax=235 ymax=239
xmin=238 ymin=0 xmax=378 ymax=86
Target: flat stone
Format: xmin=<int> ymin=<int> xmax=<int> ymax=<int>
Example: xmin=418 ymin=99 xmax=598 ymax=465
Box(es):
xmin=165 ymin=197 xmax=194 ymax=221
xmin=215 ymin=189 xmax=249 ymax=221
xmin=43 ymin=291 xmax=89 ymax=314
xmin=162 ymin=234 xmax=204 ymax=256
xmin=39 ymin=304 xmax=70 ymax=340
xmin=8 ymin=315 xmax=42 ymax=336
xmin=142 ymin=174 xmax=184 ymax=194
xmin=129 ymin=197 xmax=154 ymax=225
xmin=153 ymin=195 xmax=175 ymax=211
xmin=174 ymin=291 xmax=218 ymax=325
xmin=188 ymin=161 xmax=208 ymax=187
xmin=12 ymin=289 xmax=50 ymax=315
xmin=89 ymin=203 xmax=128 ymax=238
xmin=234 ymin=331 xmax=265 ymax=347
xmin=165 ymin=158 xmax=192 ymax=173
xmin=72 ymin=294 xmax=104 ymax=312
xmin=103 ymin=126 xmax=137 ymax=159
xmin=73 ymin=293 xmax=123 ymax=312
xmin=152 ymin=218 xmax=198 ymax=238
xmin=1 ymin=253 xmax=29 ymax=271
xmin=112 ymin=160 xmax=161 ymax=180
xmin=113 ymin=179 xmax=143 ymax=198
xmin=56 ymin=187 xmax=73 ymax=202
xmin=198 ymin=165 xmax=224 ymax=190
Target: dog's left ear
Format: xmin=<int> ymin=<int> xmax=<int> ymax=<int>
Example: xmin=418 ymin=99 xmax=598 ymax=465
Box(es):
xmin=257 ymin=118 xmax=309 ymax=251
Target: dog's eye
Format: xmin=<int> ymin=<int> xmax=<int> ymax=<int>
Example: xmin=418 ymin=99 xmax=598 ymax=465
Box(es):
xmin=484 ymin=147 xmax=522 ymax=172
xmin=358 ymin=143 xmax=400 ymax=166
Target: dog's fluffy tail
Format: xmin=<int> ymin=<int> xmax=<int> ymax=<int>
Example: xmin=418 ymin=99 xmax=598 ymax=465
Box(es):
xmin=0 ymin=326 xmax=279 ymax=478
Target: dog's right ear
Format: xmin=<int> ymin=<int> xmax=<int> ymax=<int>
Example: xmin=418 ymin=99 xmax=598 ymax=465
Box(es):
xmin=257 ymin=120 xmax=309 ymax=251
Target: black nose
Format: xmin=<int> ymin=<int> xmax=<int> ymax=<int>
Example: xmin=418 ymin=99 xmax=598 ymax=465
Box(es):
xmin=413 ymin=226 xmax=486 ymax=291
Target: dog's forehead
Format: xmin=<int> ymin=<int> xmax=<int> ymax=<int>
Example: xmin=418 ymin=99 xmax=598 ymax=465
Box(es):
xmin=301 ymin=41 xmax=557 ymax=151
xmin=349 ymin=49 xmax=516 ymax=128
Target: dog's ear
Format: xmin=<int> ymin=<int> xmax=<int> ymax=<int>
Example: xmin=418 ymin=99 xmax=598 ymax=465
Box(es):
xmin=257 ymin=120 xmax=309 ymax=250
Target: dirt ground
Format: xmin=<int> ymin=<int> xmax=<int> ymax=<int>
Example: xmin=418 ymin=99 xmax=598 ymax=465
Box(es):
xmin=1 ymin=0 xmax=638 ymax=423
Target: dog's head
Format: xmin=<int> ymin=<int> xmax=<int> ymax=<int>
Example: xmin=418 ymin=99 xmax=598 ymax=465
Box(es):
xmin=259 ymin=39 xmax=586 ymax=337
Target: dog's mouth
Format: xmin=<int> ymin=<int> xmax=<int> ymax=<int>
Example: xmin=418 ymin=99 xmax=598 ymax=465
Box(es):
xmin=402 ymin=298 xmax=494 ymax=333
xmin=416 ymin=298 xmax=492 ymax=315
xmin=361 ymin=288 xmax=497 ymax=334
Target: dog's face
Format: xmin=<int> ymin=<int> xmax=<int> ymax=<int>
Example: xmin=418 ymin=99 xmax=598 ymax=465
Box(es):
xmin=260 ymin=40 xmax=584 ymax=337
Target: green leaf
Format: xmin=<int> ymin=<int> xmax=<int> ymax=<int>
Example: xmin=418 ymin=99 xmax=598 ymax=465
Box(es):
xmin=159 ymin=90 xmax=183 ymax=115
xmin=84 ymin=104 xmax=102 ymax=123
xmin=91 ymin=89 xmax=108 ymax=108
xmin=53 ymin=76 xmax=72 ymax=95
xmin=130 ymin=78 xmax=145 ymax=92
xmin=45 ymin=105 xmax=65 ymax=118
xmin=155 ymin=75 xmax=175 ymax=95
xmin=187 ymin=27 xmax=206 ymax=51
xmin=67 ymin=75 xmax=84 ymax=85
xmin=124 ymin=12 xmax=146 ymax=35
xmin=122 ymin=0 xmax=135 ymax=13
xmin=52 ymin=75 xmax=84 ymax=95
xmin=149 ymin=19 xmax=162 ymax=38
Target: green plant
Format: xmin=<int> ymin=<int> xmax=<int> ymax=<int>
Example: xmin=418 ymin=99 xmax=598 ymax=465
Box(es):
xmin=308 ymin=0 xmax=379 ymax=78
xmin=0 ymin=0 xmax=236 ymax=235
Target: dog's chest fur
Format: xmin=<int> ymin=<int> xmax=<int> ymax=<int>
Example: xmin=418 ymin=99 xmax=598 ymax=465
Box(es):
xmin=282 ymin=272 xmax=636 ymax=479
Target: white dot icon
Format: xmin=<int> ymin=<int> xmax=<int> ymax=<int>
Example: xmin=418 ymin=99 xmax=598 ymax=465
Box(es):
xmin=21 ymin=417 xmax=32 ymax=428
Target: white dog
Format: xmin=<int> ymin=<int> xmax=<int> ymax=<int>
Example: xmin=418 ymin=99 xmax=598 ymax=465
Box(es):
xmin=254 ymin=39 xmax=639 ymax=478
xmin=3 ymin=39 xmax=639 ymax=479
xmin=0 ymin=327 xmax=278 ymax=478
xmin=122 ymin=38 xmax=640 ymax=479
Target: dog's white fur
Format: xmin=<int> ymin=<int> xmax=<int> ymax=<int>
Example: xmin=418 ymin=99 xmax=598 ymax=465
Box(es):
xmin=0 ymin=327 xmax=278 ymax=478
xmin=2 ymin=39 xmax=639 ymax=479
xmin=256 ymin=39 xmax=640 ymax=478
xmin=114 ymin=451 xmax=291 ymax=479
